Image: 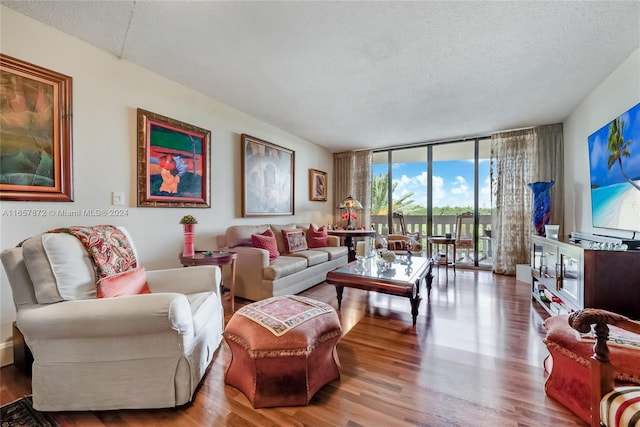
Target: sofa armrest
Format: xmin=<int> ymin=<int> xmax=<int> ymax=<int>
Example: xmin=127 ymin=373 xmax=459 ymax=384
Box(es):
xmin=17 ymin=293 xmax=196 ymax=340
xmin=146 ymin=265 xmax=220 ymax=295
xmin=229 ymin=246 xmax=270 ymax=267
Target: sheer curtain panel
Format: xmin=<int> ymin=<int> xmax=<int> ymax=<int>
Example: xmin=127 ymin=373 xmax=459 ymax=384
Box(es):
xmin=332 ymin=151 xmax=372 ymax=229
xmin=491 ymin=124 xmax=564 ymax=275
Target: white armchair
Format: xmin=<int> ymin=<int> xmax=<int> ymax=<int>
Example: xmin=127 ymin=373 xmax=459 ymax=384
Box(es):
xmin=0 ymin=226 xmax=224 ymax=411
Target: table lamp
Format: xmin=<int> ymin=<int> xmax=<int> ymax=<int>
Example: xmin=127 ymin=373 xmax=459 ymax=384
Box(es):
xmin=339 ymin=195 xmax=363 ymax=230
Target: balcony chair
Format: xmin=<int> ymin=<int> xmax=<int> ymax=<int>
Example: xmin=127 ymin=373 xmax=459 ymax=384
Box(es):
xmin=455 ymin=211 xmax=474 ymax=262
xmin=544 ymin=309 xmax=640 ymax=426
xmin=0 ymin=225 xmax=224 ymax=411
xmin=385 ymin=212 xmax=423 ymax=255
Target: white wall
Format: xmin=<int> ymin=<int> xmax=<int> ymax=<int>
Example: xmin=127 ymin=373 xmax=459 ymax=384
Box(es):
xmin=0 ymin=7 xmax=334 ymax=364
xmin=563 ymin=48 xmax=640 ymax=239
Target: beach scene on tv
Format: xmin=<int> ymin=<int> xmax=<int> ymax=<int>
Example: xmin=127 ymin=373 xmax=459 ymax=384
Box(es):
xmin=588 ymin=102 xmax=640 ymax=233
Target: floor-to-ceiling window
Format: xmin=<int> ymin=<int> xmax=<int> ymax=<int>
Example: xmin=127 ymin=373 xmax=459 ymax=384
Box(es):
xmin=372 ymin=138 xmax=493 ymax=268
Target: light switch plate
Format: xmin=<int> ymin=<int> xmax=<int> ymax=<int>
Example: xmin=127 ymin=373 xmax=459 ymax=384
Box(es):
xmin=112 ymin=191 xmax=124 ymax=206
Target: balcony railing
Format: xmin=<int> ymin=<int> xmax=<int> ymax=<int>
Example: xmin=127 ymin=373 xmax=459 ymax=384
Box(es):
xmin=370 ymin=214 xmax=493 ymax=265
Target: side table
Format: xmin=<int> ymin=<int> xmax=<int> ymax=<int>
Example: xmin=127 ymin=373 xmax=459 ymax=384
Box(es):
xmin=427 ymin=236 xmax=456 ymax=273
xmin=327 ymin=229 xmax=377 ymax=262
xmin=179 ymin=251 xmax=238 ymax=312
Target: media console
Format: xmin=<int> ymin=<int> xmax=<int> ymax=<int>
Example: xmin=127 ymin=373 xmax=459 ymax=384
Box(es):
xmin=531 ymin=234 xmax=640 ymax=319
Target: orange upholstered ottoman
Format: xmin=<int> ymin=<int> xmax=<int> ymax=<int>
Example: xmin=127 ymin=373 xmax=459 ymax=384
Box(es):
xmin=223 ymin=295 xmax=342 ymax=408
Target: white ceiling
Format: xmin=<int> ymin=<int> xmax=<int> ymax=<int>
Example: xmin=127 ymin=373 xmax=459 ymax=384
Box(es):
xmin=3 ymin=1 xmax=639 ymax=152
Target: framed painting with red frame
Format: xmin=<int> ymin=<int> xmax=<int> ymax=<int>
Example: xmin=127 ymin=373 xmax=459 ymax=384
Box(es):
xmin=0 ymin=54 xmax=73 ymax=202
xmin=137 ymin=109 xmax=211 ymax=207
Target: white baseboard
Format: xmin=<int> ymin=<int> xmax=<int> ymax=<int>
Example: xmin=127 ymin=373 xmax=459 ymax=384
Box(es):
xmin=516 ymin=264 xmax=530 ymax=284
xmin=0 ymin=341 xmax=13 ymax=367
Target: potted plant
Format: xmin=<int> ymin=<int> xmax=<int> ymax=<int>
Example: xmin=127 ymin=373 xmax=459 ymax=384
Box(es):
xmin=180 ymin=215 xmax=197 ymax=257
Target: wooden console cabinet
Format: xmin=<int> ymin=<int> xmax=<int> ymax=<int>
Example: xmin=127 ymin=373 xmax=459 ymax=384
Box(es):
xmin=530 ymin=235 xmax=640 ymax=319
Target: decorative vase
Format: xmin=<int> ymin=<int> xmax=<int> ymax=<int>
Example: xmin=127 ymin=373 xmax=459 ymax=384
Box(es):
xmin=528 ymin=181 xmax=554 ymax=236
xmin=183 ymin=224 xmax=195 ymax=257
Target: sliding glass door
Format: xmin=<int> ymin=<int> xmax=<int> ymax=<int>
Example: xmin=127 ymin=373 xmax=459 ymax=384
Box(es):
xmin=371 ymin=138 xmax=493 ymax=268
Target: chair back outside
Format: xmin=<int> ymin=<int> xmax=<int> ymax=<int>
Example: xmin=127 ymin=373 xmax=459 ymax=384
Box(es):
xmin=455 ymin=212 xmax=474 ymax=250
xmin=392 ymin=212 xmax=407 ymax=235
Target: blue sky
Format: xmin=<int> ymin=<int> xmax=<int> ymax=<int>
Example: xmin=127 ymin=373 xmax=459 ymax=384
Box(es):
xmin=372 ymin=159 xmax=492 ymax=209
xmin=588 ymin=103 xmax=640 ymax=187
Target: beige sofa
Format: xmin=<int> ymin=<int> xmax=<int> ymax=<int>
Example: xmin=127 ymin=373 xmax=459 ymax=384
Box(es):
xmin=216 ymin=223 xmax=348 ymax=301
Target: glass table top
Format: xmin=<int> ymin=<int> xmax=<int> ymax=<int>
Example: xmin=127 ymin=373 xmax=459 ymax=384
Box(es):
xmin=332 ymin=255 xmax=430 ymax=283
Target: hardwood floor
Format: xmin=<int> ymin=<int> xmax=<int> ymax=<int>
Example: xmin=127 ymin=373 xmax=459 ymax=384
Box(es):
xmin=0 ymin=268 xmax=586 ymax=426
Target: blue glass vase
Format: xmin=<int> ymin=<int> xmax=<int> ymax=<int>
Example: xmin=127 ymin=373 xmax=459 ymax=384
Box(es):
xmin=528 ymin=181 xmax=554 ymax=236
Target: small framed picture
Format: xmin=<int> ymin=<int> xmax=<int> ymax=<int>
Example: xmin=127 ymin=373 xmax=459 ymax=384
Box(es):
xmin=309 ymin=168 xmax=327 ymax=201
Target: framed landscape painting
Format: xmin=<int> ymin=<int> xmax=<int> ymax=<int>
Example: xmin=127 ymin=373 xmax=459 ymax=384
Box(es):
xmin=137 ymin=109 xmax=211 ymax=207
xmin=309 ymin=168 xmax=327 ymax=201
xmin=241 ymin=134 xmax=294 ymax=216
xmin=0 ymin=54 xmax=73 ymax=201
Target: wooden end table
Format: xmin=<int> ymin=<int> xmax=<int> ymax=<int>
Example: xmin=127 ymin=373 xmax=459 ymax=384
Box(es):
xmin=428 ymin=236 xmax=456 ymax=273
xmin=327 ymin=229 xmax=377 ymax=262
xmin=179 ymin=251 xmax=238 ymax=312
xmin=326 ymin=256 xmax=434 ymax=328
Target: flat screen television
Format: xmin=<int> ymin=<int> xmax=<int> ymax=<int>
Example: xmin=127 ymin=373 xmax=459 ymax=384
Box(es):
xmin=587 ymin=102 xmax=640 ymax=234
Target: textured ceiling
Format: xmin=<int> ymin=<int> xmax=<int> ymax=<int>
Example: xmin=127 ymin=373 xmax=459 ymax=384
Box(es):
xmin=3 ymin=1 xmax=639 ymax=152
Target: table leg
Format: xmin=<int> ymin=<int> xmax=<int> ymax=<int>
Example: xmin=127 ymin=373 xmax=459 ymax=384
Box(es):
xmin=452 ymin=243 xmax=456 ymax=273
xmin=336 ymin=286 xmax=344 ymax=309
xmin=410 ymin=294 xmax=421 ymax=328
xmin=344 ymin=236 xmax=355 ymax=262
xmin=230 ymin=259 xmax=237 ymax=313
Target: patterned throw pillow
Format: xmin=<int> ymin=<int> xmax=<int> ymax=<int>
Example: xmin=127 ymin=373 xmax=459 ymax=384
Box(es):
xmin=306 ymin=224 xmax=328 ymax=248
xmin=251 ymin=228 xmax=280 ymax=261
xmin=97 ymin=267 xmax=151 ymax=298
xmin=281 ymin=229 xmax=308 ymax=253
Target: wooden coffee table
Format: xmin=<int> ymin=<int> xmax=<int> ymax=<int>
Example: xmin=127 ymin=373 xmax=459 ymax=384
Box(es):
xmin=326 ymin=255 xmax=434 ymax=327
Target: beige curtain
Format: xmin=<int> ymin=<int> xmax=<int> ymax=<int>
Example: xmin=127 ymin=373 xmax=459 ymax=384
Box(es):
xmin=332 ymin=151 xmax=372 ymax=228
xmin=491 ymin=124 xmax=564 ymax=275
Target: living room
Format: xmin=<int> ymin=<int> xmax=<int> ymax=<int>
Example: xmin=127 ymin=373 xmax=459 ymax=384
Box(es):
xmin=1 ymin=2 xmax=639 ymax=426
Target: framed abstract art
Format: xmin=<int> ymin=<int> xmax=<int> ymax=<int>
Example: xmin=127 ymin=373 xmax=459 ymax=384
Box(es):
xmin=0 ymin=54 xmax=73 ymax=201
xmin=241 ymin=134 xmax=294 ymax=216
xmin=137 ymin=109 xmax=211 ymax=207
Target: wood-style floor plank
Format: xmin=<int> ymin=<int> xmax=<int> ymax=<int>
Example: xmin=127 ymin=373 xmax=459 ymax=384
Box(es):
xmin=1 ymin=267 xmax=586 ymax=426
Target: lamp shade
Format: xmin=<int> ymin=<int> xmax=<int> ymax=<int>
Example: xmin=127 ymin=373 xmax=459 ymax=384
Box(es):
xmin=339 ymin=196 xmax=363 ymax=209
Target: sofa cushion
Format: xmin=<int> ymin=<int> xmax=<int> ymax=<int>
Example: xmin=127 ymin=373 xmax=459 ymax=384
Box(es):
xmin=264 ymin=256 xmax=307 ymax=280
xmin=288 ymin=250 xmax=329 ymax=266
xmin=312 ymin=246 xmax=349 ymax=261
xmin=22 ymin=233 xmax=97 ymax=303
xmin=97 ymin=267 xmax=151 ymax=298
xmin=269 ymin=223 xmax=298 ymax=254
xmin=282 ymin=229 xmax=308 ymax=253
xmin=227 ymin=224 xmax=270 ymax=248
xmin=251 ymin=229 xmax=280 ymax=261
xmin=306 ymin=224 xmax=328 ymax=248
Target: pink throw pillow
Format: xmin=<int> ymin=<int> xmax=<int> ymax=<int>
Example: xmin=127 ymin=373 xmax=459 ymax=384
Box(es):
xmin=97 ymin=267 xmax=151 ymax=298
xmin=282 ymin=229 xmax=308 ymax=253
xmin=306 ymin=224 xmax=328 ymax=248
xmin=251 ymin=228 xmax=280 ymax=261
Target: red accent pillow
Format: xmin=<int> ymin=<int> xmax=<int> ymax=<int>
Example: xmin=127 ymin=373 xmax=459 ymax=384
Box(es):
xmin=251 ymin=228 xmax=279 ymax=261
xmin=97 ymin=267 xmax=151 ymax=298
xmin=282 ymin=229 xmax=308 ymax=253
xmin=306 ymin=224 xmax=328 ymax=248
